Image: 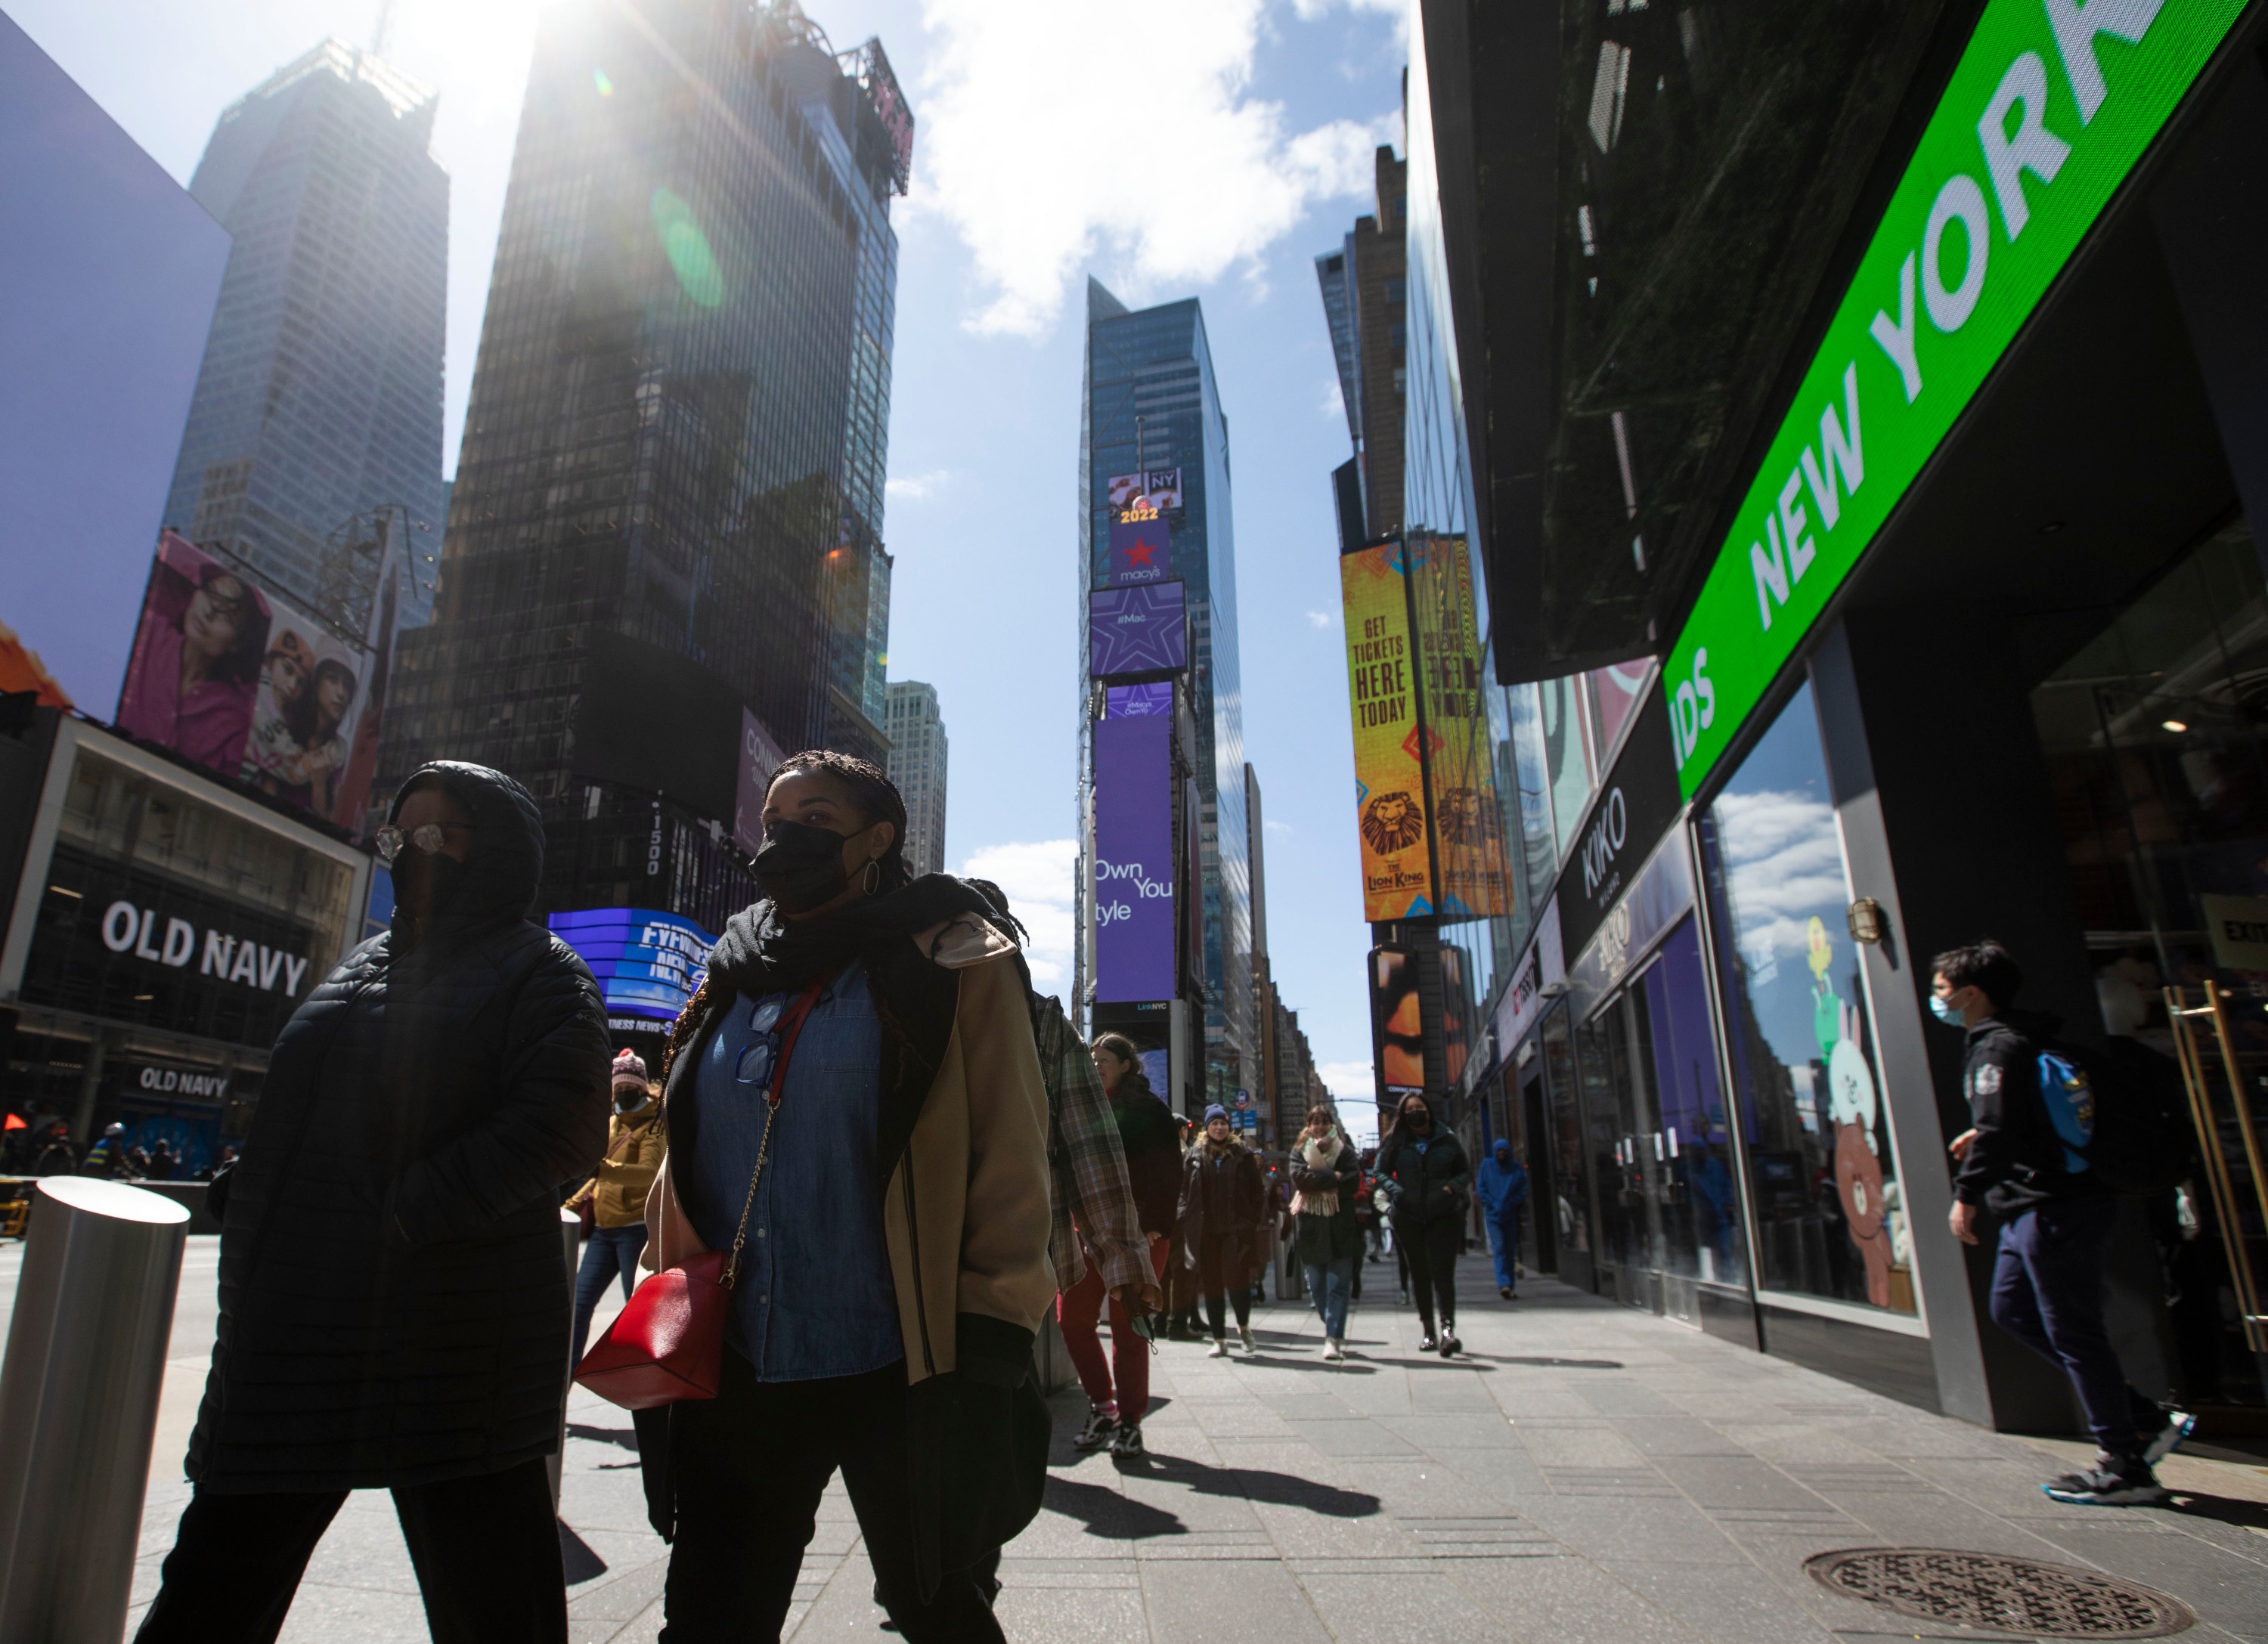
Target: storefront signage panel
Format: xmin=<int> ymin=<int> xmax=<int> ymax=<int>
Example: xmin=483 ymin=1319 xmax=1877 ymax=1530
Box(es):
xmin=1566 ymin=830 xmax=1696 ymax=1010
xmin=1492 ymin=894 xmax=1565 ymax=1054
xmin=1089 ymin=581 xmax=1189 ymax=678
xmin=1555 ymin=689 xmax=1680 ymax=963
xmin=1410 ymin=534 xmax=1510 ymax=918
xmin=1665 ymin=0 xmax=2248 ymax=797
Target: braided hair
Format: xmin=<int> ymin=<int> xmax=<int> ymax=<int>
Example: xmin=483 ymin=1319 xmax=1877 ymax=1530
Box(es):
xmin=770 ymin=749 xmax=910 ymax=889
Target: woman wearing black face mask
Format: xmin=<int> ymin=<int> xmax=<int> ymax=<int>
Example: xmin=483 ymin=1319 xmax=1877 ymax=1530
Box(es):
xmin=633 ymin=751 xmax=1054 ymax=1643
xmin=1373 ymin=1094 xmax=1471 ymax=1357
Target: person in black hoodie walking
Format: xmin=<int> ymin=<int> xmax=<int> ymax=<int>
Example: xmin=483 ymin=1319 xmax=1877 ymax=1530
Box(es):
xmin=1934 ymin=940 xmax=2189 ymax=1507
xmin=1177 ymin=1106 xmax=1266 ymax=1355
xmin=138 ymin=763 xmax=612 ymax=1644
xmin=1374 ymin=1094 xmax=1470 ymax=1356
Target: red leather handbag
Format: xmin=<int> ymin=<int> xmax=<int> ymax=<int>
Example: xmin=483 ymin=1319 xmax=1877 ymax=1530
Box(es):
xmin=574 ymin=976 xmax=831 ymax=1410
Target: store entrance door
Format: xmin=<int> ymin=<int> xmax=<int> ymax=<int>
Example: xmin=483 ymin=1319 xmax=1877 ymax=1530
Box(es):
xmin=1521 ymin=1069 xmax=1561 ymax=1278
xmin=2033 ymin=518 xmax=2268 ymax=1413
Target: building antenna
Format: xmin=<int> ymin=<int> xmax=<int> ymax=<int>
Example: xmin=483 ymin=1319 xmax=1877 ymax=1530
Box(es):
xmin=370 ymin=0 xmax=394 ymax=55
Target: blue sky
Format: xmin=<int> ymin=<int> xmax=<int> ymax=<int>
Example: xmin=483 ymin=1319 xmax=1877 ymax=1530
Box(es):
xmin=12 ymin=0 xmax=1403 ymax=1125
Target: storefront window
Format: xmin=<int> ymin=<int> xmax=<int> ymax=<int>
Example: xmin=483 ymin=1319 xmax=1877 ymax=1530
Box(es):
xmin=1539 ymin=1007 xmax=1594 ymax=1285
xmin=1699 ymin=682 xmax=1917 ymax=1315
xmin=1539 ymin=674 xmax=1594 ymax=862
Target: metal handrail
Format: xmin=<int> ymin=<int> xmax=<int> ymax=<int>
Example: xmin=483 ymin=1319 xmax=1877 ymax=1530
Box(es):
xmin=2162 ymin=985 xmax=2268 ymax=1353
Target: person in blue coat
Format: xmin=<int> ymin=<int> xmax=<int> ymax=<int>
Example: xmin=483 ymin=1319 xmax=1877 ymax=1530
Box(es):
xmin=1475 ymin=1139 xmax=1529 ymax=1299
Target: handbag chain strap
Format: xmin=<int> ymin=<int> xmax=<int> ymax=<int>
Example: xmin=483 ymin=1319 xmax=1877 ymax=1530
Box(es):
xmin=720 ymin=973 xmax=833 ymax=1287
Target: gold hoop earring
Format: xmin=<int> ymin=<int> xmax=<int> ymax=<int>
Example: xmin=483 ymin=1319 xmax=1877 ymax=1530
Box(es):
xmin=863 ymin=859 xmax=882 ymax=896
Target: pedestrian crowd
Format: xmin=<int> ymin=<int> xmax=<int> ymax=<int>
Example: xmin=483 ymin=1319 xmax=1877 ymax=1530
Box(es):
xmin=99 ymin=750 xmax=2189 ymax=1644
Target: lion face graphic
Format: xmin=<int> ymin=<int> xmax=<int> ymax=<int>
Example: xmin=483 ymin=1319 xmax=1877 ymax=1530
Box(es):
xmin=1436 ymin=786 xmax=1490 ymax=846
xmin=1362 ymin=791 xmax=1426 ymax=855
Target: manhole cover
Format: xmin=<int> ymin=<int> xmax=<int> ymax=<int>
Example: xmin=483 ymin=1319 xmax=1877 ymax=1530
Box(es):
xmin=1806 ymin=1549 xmax=2194 ymax=1638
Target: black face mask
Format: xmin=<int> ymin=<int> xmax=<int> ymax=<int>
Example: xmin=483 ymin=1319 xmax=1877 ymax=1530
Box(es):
xmin=1405 ymin=1109 xmax=1431 ymax=1132
xmin=753 ymin=819 xmax=857 ymax=914
xmin=391 ymin=850 xmax=469 ymax=952
xmin=614 ymin=1087 xmax=652 ymax=1116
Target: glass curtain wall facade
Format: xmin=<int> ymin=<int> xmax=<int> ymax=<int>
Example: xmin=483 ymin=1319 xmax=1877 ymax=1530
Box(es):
xmin=378 ymin=0 xmax=908 ymax=914
xmin=1075 ymin=281 xmax=1253 ymax=1101
xmin=163 ymin=40 xmax=448 ymax=617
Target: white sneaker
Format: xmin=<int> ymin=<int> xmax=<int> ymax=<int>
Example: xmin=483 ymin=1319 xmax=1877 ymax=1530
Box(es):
xmin=1207 ymin=1337 xmax=1230 ymax=1358
xmin=1322 ymin=1337 xmax=1344 ymax=1361
xmin=1238 ymin=1325 xmax=1256 ymax=1354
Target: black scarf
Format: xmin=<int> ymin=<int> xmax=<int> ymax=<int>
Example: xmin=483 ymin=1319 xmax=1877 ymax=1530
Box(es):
xmin=705 ymin=873 xmax=1005 ymax=998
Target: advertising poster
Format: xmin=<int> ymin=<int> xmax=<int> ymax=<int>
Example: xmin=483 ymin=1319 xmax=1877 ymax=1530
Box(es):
xmin=1107 ymin=503 xmax=1171 ymax=584
xmin=116 ymin=531 xmax=386 ymax=828
xmin=549 ymin=907 xmax=714 ymax=1030
xmin=732 ymin=706 xmax=788 ymax=857
xmin=1092 ymin=714 xmax=1176 ymax=1003
xmin=1371 ymin=946 xmax=1425 ymax=1094
xmin=1108 ymin=469 xmax=1182 ymax=511
xmin=1339 ymin=543 xmax=1434 ymax=920
xmin=1408 ymin=534 xmax=1509 ymax=918
xmin=1105 ymin=681 xmax=1173 ymax=718
xmin=1088 ymin=581 xmax=1188 ymax=678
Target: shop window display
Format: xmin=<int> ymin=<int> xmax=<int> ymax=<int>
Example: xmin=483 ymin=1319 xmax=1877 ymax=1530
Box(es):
xmin=1698 ymin=683 xmax=1916 ymax=1314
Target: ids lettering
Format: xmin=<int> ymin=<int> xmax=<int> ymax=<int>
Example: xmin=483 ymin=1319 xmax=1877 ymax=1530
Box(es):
xmin=100 ymin=899 xmax=311 ymax=997
xmin=1095 ymin=856 xmax=1173 ymax=925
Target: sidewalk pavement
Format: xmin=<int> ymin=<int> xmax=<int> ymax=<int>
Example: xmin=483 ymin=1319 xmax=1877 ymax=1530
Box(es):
xmin=114 ymin=1249 xmax=2268 ymax=1641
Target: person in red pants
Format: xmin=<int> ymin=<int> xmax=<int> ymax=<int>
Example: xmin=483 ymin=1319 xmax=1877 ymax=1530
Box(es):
xmin=1063 ymin=1034 xmax=1184 ymax=1457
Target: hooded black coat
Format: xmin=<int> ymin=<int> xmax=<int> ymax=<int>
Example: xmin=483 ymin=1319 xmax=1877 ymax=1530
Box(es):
xmin=184 ymin=763 xmax=612 ymax=1492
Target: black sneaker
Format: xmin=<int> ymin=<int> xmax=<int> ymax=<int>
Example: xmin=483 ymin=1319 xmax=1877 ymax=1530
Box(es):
xmin=1418 ymin=1333 xmax=1437 ymax=1352
xmin=1499 ymin=1286 xmax=1512 ymax=1300
xmin=1072 ymin=1404 xmax=1117 ymax=1451
xmin=2137 ymin=1403 xmax=2196 ymax=1467
xmin=1108 ymin=1422 xmax=1145 ymax=1457
xmin=1439 ymin=1327 xmax=1460 ymax=1358
xmin=2041 ymin=1452 xmax=2166 ymax=1506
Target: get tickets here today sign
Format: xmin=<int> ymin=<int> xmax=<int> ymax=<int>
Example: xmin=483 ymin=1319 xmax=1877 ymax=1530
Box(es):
xmin=1665 ymin=0 xmax=2247 ymax=797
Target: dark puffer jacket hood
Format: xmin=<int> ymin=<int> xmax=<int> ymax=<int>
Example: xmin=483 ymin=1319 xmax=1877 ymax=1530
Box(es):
xmin=389 ymin=761 xmax=545 ymax=946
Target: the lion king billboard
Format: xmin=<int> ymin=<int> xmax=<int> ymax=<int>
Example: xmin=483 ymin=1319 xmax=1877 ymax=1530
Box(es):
xmin=1340 ymin=541 xmax=1436 ymax=921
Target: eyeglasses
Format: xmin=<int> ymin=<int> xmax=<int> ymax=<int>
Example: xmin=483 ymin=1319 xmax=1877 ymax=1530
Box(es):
xmin=733 ymin=995 xmax=788 ymax=1088
xmin=374 ymin=821 xmax=469 ymax=863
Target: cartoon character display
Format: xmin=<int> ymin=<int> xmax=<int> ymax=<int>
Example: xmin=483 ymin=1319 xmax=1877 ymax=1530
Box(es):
xmin=1808 ymin=917 xmax=1897 ymax=1308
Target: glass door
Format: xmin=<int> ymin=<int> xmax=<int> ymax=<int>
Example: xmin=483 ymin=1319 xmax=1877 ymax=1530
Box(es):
xmin=2033 ymin=517 xmax=2268 ymax=1408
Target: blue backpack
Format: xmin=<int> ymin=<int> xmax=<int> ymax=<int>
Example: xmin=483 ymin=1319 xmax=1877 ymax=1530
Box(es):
xmin=2034 ymin=1049 xmax=2096 ymax=1175
xmin=2034 ymin=1037 xmax=2192 ymax=1194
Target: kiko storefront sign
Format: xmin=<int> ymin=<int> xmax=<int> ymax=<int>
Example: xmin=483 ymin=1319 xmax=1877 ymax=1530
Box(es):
xmin=1554 ymin=689 xmax=1680 ymax=963
xmin=1665 ymin=0 xmax=2248 ymax=797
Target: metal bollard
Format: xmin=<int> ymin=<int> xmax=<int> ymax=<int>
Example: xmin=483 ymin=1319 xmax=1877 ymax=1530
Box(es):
xmin=0 ymin=1178 xmax=190 ymax=1642
xmin=550 ymin=1207 xmax=579 ymax=1512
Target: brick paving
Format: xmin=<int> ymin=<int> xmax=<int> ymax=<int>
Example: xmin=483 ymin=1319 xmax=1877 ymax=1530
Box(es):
xmin=80 ymin=1244 xmax=2268 ymax=1639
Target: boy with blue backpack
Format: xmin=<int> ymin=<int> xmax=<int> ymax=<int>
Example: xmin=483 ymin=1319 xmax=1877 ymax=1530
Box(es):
xmin=1932 ymin=940 xmax=2192 ymax=1506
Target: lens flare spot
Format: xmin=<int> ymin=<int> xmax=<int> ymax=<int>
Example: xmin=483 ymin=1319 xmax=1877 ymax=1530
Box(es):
xmin=592 ymin=68 xmax=613 ymax=97
xmin=649 ymin=189 xmax=725 ymax=308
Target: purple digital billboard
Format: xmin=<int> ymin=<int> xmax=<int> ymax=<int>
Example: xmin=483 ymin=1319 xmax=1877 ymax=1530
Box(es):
xmin=1089 ymin=581 xmax=1187 ymax=679
xmin=1107 ymin=507 xmax=1170 ymax=583
xmin=1092 ymin=713 xmax=1176 ymax=1004
xmin=1105 ymin=681 xmax=1173 ymax=718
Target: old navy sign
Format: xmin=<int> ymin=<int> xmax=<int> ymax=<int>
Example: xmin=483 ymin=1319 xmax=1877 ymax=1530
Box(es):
xmin=1664 ymin=0 xmax=2247 ymax=797
xmin=1554 ymin=688 xmax=1679 ymax=963
xmin=99 ymin=898 xmax=311 ymax=998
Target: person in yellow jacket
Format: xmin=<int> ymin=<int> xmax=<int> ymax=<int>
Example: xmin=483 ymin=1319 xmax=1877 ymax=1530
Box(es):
xmin=567 ymin=1048 xmax=665 ymax=1364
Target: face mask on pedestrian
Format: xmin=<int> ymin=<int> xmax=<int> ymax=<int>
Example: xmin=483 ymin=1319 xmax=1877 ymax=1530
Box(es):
xmin=613 ymin=1082 xmax=652 ymax=1116
xmin=391 ymin=844 xmax=467 ymax=927
xmin=1403 ymin=1106 xmax=1430 ymax=1132
xmin=751 ymin=819 xmax=864 ymax=914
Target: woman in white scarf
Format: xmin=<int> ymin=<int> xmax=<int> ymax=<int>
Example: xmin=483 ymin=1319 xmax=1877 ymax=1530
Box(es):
xmin=1288 ymin=1105 xmax=1362 ymax=1360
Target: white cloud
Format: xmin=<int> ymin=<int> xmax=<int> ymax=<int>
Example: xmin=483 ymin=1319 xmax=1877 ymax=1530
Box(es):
xmin=1292 ymin=0 xmax=1407 ymax=22
xmin=1320 ymin=377 xmax=1346 ymax=417
xmin=1264 ymin=817 xmax=1294 ymax=835
xmin=1712 ymin=788 xmax=1847 ymax=966
xmin=956 ymin=838 xmax=1077 ymax=989
xmin=1306 ymin=609 xmax=1333 ymax=630
xmin=885 ymin=469 xmax=951 ymax=503
xmin=909 ymin=0 xmax=1397 ymax=336
xmin=1316 ymin=1063 xmax=1380 ymax=1145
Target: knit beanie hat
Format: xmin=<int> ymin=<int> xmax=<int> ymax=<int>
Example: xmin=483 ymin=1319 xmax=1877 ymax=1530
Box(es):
xmin=1204 ymin=1103 xmax=1230 ymax=1125
xmin=611 ymin=1048 xmax=649 ymax=1087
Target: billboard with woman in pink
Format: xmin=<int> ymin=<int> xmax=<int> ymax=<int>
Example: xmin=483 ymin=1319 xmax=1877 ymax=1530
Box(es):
xmin=115 ymin=530 xmax=271 ymax=777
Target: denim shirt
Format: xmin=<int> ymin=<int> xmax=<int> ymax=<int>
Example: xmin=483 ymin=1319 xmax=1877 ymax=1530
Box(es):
xmin=685 ymin=962 xmax=901 ymax=1381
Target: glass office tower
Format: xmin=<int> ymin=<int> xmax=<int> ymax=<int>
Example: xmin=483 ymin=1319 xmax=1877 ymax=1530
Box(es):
xmin=163 ymin=40 xmax=448 ymax=615
xmin=1077 ymin=279 xmax=1254 ymax=1106
xmin=379 ymin=0 xmax=911 ymax=914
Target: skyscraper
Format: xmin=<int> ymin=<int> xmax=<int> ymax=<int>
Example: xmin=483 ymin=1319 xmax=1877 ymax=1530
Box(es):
xmin=1077 ymin=280 xmax=1253 ymax=1107
xmin=1313 ymin=147 xmax=1406 ymax=543
xmin=378 ymin=0 xmax=912 ymax=923
xmin=883 ymin=680 xmax=947 ymax=878
xmin=163 ymin=40 xmax=448 ymax=615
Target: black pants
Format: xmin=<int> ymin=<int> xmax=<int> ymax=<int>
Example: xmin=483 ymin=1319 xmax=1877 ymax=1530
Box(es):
xmin=135 ymin=1457 xmax=563 ymax=1644
xmin=1202 ymin=1287 xmax=1252 ymax=1338
xmin=1396 ymin=1214 xmax=1461 ymax=1333
xmin=662 ymin=1352 xmax=1002 ymax=1644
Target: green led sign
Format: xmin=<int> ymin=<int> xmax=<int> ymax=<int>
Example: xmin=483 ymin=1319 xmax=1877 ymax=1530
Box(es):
xmin=1665 ymin=0 xmax=2248 ymax=797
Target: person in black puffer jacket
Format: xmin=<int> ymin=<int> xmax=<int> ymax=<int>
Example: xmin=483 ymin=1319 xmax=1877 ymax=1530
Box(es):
xmin=1373 ymin=1094 xmax=1471 ymax=1357
xmin=138 ymin=762 xmax=611 ymax=1644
